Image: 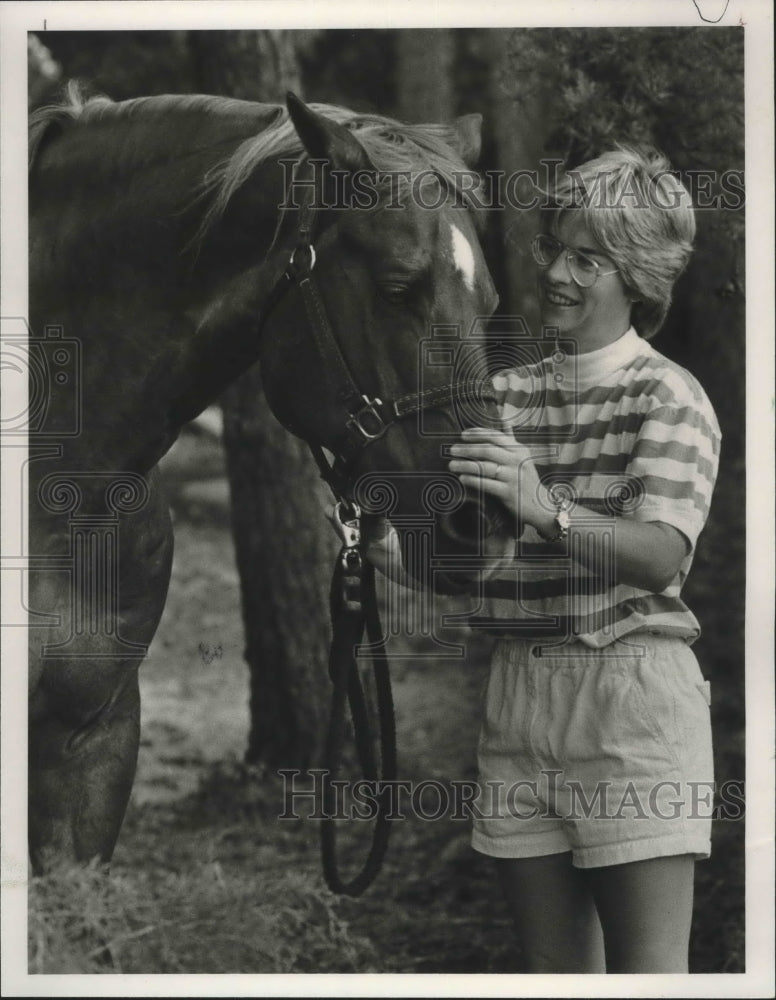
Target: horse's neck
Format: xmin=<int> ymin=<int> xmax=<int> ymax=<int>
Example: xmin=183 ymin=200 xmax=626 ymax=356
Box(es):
xmin=30 ymin=103 xmax=292 ymax=474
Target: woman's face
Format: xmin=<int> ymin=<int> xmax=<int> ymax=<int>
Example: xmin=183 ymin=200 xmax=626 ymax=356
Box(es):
xmin=537 ymin=213 xmax=633 ymax=353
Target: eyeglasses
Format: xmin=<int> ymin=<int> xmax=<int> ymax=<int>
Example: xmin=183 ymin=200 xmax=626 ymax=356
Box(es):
xmin=531 ymin=234 xmax=619 ymax=288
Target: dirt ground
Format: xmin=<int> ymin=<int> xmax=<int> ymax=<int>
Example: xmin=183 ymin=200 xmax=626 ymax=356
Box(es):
xmin=90 ymin=419 xmax=742 ymax=975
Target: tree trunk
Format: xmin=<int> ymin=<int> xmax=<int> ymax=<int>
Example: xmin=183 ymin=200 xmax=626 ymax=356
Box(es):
xmin=396 ymin=29 xmax=455 ymax=123
xmin=486 ymin=29 xmax=552 ymax=323
xmin=189 ymin=30 xmax=336 ymax=768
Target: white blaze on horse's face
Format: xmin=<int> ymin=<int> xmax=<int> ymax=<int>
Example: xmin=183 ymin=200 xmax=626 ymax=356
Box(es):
xmin=449 ymin=221 xmax=477 ymax=293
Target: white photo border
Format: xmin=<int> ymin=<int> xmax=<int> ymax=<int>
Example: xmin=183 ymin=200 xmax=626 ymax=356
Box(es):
xmin=2 ymin=1 xmax=773 ymax=996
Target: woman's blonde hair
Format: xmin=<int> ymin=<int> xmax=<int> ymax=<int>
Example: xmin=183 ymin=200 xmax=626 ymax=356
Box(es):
xmin=548 ymin=147 xmax=696 ymax=339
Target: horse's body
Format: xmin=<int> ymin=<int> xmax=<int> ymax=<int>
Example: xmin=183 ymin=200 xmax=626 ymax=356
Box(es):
xmin=27 ymin=90 xmax=500 ymax=870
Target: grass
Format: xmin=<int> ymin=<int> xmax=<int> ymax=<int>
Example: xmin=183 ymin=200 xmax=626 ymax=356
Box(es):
xmin=29 ymin=844 xmax=377 ymax=975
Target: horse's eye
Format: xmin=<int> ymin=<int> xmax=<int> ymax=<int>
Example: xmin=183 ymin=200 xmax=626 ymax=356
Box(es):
xmin=377 ymin=280 xmax=413 ymax=304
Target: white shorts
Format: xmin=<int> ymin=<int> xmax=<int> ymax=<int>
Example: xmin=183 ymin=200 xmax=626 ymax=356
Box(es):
xmin=471 ymin=634 xmax=714 ymax=868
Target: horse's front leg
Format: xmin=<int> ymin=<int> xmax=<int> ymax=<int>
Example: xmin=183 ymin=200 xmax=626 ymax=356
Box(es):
xmin=28 ymin=479 xmax=174 ymax=872
xmin=29 ymin=652 xmax=144 ymax=872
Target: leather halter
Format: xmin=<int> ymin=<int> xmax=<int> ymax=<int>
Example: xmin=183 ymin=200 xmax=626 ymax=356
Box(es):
xmin=264 ymin=161 xmax=498 ymax=504
xmin=256 ymin=162 xmax=499 ymax=896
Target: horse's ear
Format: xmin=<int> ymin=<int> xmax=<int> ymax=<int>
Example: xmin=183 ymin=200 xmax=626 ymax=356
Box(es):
xmin=286 ymin=91 xmax=372 ymax=173
xmin=451 ymin=113 xmax=483 ymax=168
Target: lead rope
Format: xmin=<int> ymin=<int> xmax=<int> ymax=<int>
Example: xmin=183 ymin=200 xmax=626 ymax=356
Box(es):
xmin=251 ymin=174 xmax=424 ymax=896
xmin=321 ymin=501 xmax=397 ymax=896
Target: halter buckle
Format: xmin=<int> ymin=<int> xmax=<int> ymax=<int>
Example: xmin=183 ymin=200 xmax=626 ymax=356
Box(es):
xmin=347 ymin=396 xmax=388 ymax=442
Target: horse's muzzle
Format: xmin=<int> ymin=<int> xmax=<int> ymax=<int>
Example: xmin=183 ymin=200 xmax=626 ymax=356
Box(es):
xmin=384 ymin=489 xmax=515 ymax=595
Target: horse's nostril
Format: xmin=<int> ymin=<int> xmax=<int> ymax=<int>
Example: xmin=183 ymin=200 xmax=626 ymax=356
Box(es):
xmin=442 ymin=500 xmax=489 ymax=547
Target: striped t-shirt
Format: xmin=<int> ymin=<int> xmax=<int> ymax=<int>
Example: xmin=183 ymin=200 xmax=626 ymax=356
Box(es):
xmin=475 ymin=327 xmax=721 ymax=648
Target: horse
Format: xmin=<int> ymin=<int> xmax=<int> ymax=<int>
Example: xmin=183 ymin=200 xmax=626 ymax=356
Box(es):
xmin=26 ymin=87 xmax=502 ymax=872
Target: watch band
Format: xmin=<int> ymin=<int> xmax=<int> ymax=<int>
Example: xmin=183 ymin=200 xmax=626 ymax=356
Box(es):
xmin=538 ymin=489 xmax=572 ymax=543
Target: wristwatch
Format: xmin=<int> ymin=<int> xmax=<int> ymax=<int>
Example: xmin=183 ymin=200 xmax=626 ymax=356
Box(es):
xmin=538 ymin=489 xmax=572 ymax=543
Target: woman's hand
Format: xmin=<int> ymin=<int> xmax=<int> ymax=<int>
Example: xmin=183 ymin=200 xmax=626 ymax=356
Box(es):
xmin=324 ymin=505 xmax=421 ymax=590
xmin=448 ymin=427 xmax=554 ymax=535
xmin=362 ymin=516 xmax=418 ymax=590
xmin=449 ymin=428 xmax=689 ymax=592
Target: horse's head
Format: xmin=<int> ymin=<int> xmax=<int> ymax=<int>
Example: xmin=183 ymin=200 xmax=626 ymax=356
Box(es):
xmin=258 ymin=96 xmax=505 ymax=592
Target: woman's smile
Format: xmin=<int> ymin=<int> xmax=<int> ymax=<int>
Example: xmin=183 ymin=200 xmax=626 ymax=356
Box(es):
xmin=543 ymin=285 xmax=581 ymax=308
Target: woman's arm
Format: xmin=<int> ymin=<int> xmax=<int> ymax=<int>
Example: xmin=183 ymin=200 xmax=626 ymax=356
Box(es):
xmin=448 ymin=427 xmax=688 ymax=593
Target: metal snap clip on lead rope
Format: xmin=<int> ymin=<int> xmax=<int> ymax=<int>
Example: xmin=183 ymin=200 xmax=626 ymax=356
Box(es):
xmin=332 ymin=499 xmax=361 ymax=548
xmin=287 ymin=242 xmax=317 ymax=277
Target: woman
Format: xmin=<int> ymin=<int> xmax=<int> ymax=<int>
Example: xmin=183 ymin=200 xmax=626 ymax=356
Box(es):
xmin=445 ymin=147 xmax=720 ymax=972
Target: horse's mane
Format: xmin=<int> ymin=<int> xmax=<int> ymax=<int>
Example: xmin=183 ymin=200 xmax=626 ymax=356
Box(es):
xmin=29 ymin=81 xmax=104 ymax=169
xmin=200 ymin=100 xmax=483 ymax=230
xmin=29 ymin=82 xmax=273 ymax=173
xmin=29 ymin=84 xmax=484 ymax=235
